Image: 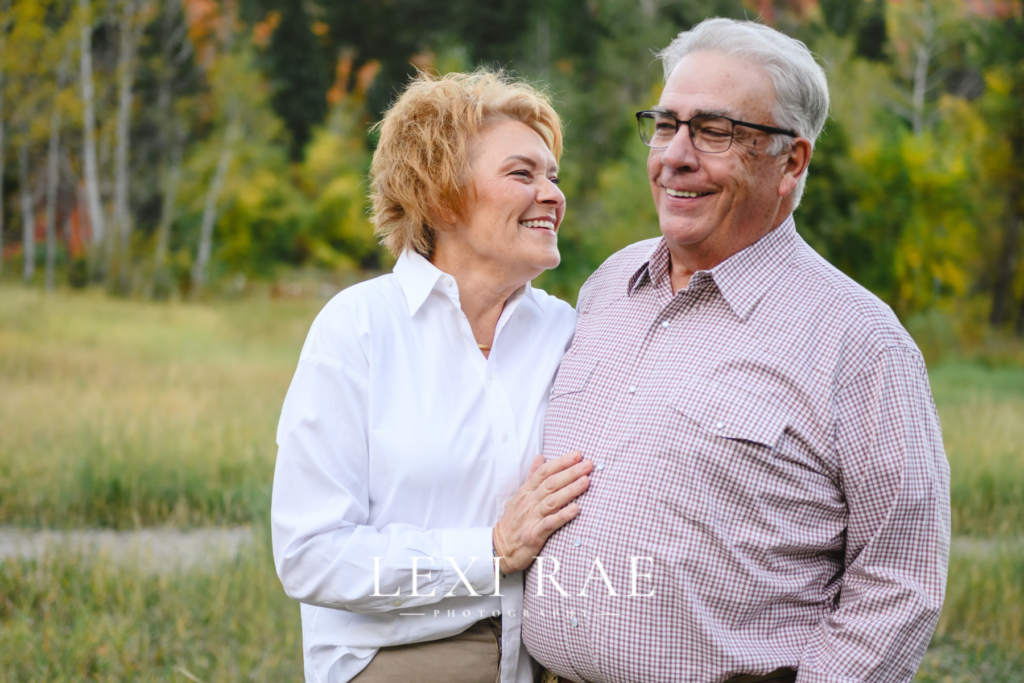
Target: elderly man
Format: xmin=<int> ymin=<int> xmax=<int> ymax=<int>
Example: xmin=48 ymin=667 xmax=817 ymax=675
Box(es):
xmin=520 ymin=17 xmax=950 ymax=683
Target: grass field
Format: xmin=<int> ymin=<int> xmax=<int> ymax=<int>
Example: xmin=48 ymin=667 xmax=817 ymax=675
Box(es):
xmin=1 ymin=286 xmax=1022 ymax=680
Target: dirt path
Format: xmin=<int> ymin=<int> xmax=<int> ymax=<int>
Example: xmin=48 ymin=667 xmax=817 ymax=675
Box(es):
xmin=0 ymin=526 xmax=255 ymax=573
xmin=0 ymin=528 xmax=1019 ymax=575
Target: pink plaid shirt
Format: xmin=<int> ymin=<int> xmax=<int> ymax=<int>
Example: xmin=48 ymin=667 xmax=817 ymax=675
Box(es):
xmin=522 ymin=216 xmax=950 ymax=683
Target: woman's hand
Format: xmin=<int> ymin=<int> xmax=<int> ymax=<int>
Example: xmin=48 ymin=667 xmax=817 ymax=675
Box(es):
xmin=492 ymin=450 xmax=592 ymax=575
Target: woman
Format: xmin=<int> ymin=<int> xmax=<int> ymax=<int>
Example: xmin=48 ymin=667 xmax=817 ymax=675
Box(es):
xmin=271 ymin=70 xmax=591 ymax=683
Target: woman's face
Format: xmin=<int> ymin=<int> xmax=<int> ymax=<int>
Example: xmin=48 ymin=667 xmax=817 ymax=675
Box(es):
xmin=448 ymin=119 xmax=565 ymax=283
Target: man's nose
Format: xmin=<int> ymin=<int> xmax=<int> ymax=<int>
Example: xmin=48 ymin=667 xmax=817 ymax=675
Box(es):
xmin=660 ymin=125 xmax=700 ymax=172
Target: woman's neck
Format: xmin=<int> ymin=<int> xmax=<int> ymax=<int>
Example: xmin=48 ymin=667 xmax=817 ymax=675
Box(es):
xmin=431 ymin=247 xmax=526 ymax=353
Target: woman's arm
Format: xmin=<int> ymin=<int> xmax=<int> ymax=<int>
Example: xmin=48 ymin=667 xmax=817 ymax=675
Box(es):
xmin=272 ymin=352 xmax=498 ymax=613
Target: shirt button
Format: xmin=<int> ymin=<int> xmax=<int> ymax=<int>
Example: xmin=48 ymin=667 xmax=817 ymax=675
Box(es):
xmin=570 ymin=618 xmax=579 ymax=627
xmin=392 ymin=599 xmax=401 ymax=607
xmin=596 ymin=463 xmax=604 ymax=471
xmin=573 ymin=538 xmax=582 ymax=547
xmin=627 ymin=385 xmax=637 ymax=394
xmin=661 ymin=320 xmax=670 ymax=328
xmin=445 ymin=277 xmax=453 ymax=287
xmin=716 ymin=421 xmax=725 ymax=430
xmin=501 ymin=433 xmax=509 ymax=442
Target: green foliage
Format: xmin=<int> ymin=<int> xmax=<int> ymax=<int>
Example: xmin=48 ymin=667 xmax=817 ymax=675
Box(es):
xmin=262 ymin=0 xmax=328 ymax=160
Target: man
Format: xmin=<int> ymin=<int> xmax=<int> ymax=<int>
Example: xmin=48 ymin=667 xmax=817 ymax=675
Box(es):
xmin=521 ymin=17 xmax=950 ymax=683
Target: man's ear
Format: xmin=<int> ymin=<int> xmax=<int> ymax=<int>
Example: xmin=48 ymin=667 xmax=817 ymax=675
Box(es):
xmin=778 ymin=137 xmax=813 ymax=198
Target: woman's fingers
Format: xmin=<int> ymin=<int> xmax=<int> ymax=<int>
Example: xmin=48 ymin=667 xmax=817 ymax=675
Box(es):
xmin=540 ymin=502 xmax=580 ymax=534
xmin=526 ymin=450 xmax=582 ymax=490
xmin=536 ymin=458 xmax=592 ymax=498
xmin=527 ymin=453 xmax=546 ymax=479
xmin=539 ymin=474 xmax=589 ymax=513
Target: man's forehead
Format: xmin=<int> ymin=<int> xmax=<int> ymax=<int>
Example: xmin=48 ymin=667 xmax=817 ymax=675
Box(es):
xmin=658 ymin=52 xmax=775 ymax=119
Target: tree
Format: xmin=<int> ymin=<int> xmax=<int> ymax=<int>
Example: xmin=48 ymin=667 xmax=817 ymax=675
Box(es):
xmin=108 ymin=0 xmax=151 ymax=291
xmin=78 ymin=0 xmax=105 ymax=269
xmin=0 ymin=0 xmax=9 ymax=275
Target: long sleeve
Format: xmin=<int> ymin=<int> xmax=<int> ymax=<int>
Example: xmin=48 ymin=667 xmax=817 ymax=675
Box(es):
xmin=798 ymin=345 xmax=951 ymax=683
xmin=270 ymin=306 xmax=496 ymax=614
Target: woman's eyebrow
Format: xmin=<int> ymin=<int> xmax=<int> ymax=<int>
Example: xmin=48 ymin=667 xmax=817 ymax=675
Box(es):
xmin=503 ymin=155 xmax=559 ymax=175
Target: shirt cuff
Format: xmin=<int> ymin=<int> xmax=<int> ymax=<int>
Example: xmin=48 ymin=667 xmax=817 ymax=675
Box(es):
xmin=440 ymin=527 xmax=497 ymax=597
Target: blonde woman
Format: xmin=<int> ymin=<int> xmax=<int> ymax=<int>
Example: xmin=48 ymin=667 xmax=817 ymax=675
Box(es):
xmin=272 ymin=71 xmax=591 ymax=683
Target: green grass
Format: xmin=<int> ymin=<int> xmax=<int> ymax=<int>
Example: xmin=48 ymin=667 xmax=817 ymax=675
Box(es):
xmin=0 ymin=286 xmax=1021 ymax=680
xmin=0 ymin=287 xmax=321 ymax=529
xmin=0 ymin=532 xmax=303 ymax=681
xmin=929 ymin=363 xmax=1024 ymax=537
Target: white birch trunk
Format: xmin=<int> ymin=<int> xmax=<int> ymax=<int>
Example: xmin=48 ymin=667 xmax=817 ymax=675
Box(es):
xmin=19 ymin=137 xmax=34 ymax=282
xmin=190 ymin=117 xmax=238 ymax=295
xmin=911 ymin=2 xmax=935 ymax=137
xmin=79 ymin=0 xmax=105 ymax=252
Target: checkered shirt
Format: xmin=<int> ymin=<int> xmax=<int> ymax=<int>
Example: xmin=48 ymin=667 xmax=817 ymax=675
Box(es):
xmin=521 ymin=215 xmax=951 ymax=683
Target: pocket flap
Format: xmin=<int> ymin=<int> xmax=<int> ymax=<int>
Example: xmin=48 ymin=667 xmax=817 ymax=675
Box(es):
xmin=670 ymin=387 xmax=788 ymax=450
xmin=550 ymin=357 xmax=598 ymax=399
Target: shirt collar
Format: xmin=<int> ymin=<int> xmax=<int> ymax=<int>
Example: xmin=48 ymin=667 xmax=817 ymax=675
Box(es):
xmin=393 ymin=250 xmax=446 ymax=316
xmin=628 ymin=214 xmax=800 ymax=321
xmin=393 ymin=250 xmax=540 ymax=317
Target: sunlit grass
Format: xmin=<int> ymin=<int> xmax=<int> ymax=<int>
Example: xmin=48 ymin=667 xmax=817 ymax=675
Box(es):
xmin=0 ymin=287 xmax=321 ymax=529
xmin=929 ymin=363 xmax=1024 ymax=537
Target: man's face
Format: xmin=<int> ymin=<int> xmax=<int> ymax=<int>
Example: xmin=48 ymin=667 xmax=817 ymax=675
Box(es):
xmin=648 ymin=51 xmax=794 ymax=261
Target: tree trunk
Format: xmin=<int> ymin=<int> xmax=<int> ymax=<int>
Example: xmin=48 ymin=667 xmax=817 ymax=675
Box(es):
xmin=79 ymin=0 xmax=105 ymax=260
xmin=0 ymin=1 xmax=9 ymax=275
xmin=149 ymin=0 xmax=182 ymax=298
xmin=990 ymin=129 xmax=1024 ymax=327
xmin=190 ymin=117 xmax=238 ymax=296
xmin=110 ymin=0 xmax=141 ymax=290
xmin=44 ymin=78 xmax=64 ymax=292
xmin=151 ymin=133 xmax=182 ymax=297
xmin=911 ymin=4 xmax=934 ymax=137
xmin=19 ymin=138 xmax=34 ymax=282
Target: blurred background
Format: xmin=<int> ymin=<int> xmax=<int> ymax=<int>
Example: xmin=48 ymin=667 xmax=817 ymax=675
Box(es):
xmin=0 ymin=0 xmax=1022 ymax=680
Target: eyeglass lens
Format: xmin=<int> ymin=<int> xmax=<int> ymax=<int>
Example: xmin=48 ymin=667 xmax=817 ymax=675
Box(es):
xmin=638 ymin=113 xmax=735 ymax=153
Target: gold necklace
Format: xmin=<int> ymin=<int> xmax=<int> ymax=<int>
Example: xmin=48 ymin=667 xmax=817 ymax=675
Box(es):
xmin=478 ymin=343 xmax=491 ymax=351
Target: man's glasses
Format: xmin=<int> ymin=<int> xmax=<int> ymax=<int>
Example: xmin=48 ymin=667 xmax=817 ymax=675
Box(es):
xmin=636 ymin=110 xmax=796 ymax=153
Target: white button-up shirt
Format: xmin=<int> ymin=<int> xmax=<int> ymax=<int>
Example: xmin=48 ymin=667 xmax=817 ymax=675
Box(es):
xmin=272 ymin=250 xmax=576 ymax=683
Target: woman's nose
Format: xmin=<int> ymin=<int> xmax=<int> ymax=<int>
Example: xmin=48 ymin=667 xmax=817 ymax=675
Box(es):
xmin=537 ymin=177 xmax=565 ymax=206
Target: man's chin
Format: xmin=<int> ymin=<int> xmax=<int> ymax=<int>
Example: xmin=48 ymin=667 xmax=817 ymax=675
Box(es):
xmin=659 ymin=221 xmax=715 ymax=248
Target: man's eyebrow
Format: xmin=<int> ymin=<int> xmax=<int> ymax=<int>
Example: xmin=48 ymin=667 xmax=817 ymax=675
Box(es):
xmin=651 ymin=105 xmax=735 ymax=118
xmin=503 ymin=154 xmax=558 ymax=175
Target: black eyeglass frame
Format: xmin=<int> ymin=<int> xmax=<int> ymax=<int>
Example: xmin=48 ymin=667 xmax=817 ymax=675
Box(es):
xmin=635 ymin=110 xmax=797 ymax=153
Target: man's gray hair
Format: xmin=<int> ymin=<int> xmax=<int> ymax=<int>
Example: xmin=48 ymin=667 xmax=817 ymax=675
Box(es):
xmin=657 ymin=18 xmax=830 ymax=209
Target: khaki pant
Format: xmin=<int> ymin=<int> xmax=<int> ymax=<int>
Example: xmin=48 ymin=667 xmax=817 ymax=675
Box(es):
xmin=547 ymin=666 xmax=796 ymax=683
xmin=351 ymin=619 xmax=502 ymax=683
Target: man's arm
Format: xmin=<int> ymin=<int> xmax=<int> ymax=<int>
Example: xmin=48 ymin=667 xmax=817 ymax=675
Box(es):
xmin=798 ymin=345 xmax=951 ymax=683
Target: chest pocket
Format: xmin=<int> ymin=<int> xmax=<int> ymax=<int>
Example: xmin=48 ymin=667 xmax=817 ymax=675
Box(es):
xmin=669 ymin=385 xmax=788 ymax=451
xmin=550 ymin=355 xmax=598 ymax=400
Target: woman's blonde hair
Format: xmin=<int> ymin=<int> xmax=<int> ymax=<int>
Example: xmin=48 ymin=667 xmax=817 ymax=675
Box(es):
xmin=369 ymin=69 xmax=563 ymax=258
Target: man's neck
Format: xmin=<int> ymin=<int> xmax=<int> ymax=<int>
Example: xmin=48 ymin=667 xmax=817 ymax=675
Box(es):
xmin=667 ymin=210 xmax=790 ymax=293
